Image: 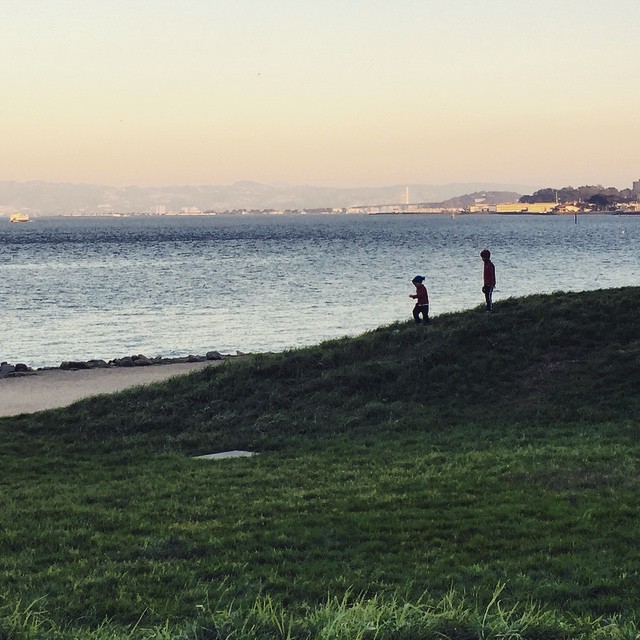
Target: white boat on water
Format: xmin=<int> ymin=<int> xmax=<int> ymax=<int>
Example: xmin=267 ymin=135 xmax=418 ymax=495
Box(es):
xmin=9 ymin=212 xmax=30 ymax=223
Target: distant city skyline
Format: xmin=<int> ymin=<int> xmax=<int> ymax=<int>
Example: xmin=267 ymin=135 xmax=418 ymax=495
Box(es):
xmin=2 ymin=0 xmax=639 ymax=190
xmin=3 ymin=178 xmax=638 ymax=217
xmin=0 ymin=179 xmax=539 ymax=215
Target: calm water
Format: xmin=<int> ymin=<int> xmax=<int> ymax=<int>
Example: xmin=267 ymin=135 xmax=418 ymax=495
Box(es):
xmin=1 ymin=214 xmax=638 ymax=368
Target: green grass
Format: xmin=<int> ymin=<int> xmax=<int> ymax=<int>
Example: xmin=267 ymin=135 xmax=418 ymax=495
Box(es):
xmin=1 ymin=287 xmax=639 ymax=638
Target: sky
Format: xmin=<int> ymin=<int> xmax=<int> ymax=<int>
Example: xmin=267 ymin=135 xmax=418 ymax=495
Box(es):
xmin=2 ymin=0 xmax=639 ymax=190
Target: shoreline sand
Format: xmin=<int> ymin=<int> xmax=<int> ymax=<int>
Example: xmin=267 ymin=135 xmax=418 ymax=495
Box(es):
xmin=0 ymin=360 xmax=220 ymax=418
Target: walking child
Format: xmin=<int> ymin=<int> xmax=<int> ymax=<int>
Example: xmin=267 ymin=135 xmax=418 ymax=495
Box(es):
xmin=410 ymin=275 xmax=430 ymax=324
xmin=480 ymin=249 xmax=496 ymax=312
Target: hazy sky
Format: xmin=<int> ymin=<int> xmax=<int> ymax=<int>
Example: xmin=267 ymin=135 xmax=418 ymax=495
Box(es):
xmin=2 ymin=0 xmax=639 ymax=190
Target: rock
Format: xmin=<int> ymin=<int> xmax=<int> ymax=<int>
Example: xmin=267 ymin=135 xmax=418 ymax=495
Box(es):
xmin=14 ymin=363 xmax=31 ymax=372
xmin=111 ymin=357 xmax=134 ymax=367
xmin=0 ymin=363 xmax=16 ymax=378
xmin=187 ymin=354 xmax=206 ymax=363
xmin=206 ymin=351 xmax=223 ymax=360
xmin=87 ymin=359 xmax=109 ymax=368
xmin=133 ymin=356 xmax=153 ymax=366
xmin=60 ymin=361 xmax=93 ymax=370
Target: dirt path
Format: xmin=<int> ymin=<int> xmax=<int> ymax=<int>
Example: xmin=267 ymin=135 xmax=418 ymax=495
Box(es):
xmin=0 ymin=361 xmax=220 ymax=417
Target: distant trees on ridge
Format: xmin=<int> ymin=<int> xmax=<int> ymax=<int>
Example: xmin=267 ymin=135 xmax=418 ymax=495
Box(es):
xmin=520 ymin=185 xmax=636 ymax=210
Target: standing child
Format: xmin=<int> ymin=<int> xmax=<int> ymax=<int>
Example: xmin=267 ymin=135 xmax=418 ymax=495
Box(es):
xmin=410 ymin=275 xmax=430 ymax=324
xmin=480 ymin=249 xmax=496 ymax=312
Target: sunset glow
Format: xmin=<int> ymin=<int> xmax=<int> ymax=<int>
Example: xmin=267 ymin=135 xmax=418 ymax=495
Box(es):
xmin=3 ymin=0 xmax=639 ymax=189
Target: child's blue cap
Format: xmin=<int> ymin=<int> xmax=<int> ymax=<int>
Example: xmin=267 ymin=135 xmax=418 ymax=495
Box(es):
xmin=412 ymin=275 xmax=425 ymax=282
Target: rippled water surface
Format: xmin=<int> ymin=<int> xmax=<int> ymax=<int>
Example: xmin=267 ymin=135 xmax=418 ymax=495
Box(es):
xmin=1 ymin=214 xmax=638 ymax=367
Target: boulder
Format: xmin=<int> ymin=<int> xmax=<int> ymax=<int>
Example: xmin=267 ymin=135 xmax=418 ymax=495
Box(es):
xmin=87 ymin=359 xmax=109 ymax=368
xmin=111 ymin=357 xmax=134 ymax=367
xmin=133 ymin=356 xmax=153 ymax=366
xmin=0 ymin=363 xmax=16 ymax=378
xmin=206 ymin=351 xmax=223 ymax=360
xmin=60 ymin=361 xmax=93 ymax=370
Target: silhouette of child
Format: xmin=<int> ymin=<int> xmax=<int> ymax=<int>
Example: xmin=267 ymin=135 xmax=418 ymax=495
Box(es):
xmin=410 ymin=275 xmax=429 ymax=324
xmin=480 ymin=249 xmax=496 ymax=311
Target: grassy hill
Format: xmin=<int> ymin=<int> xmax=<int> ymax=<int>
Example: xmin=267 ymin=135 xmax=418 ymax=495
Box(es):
xmin=1 ymin=288 xmax=639 ymax=639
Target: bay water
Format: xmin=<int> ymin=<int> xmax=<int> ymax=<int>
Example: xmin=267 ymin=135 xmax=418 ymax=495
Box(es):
xmin=1 ymin=214 xmax=638 ymax=369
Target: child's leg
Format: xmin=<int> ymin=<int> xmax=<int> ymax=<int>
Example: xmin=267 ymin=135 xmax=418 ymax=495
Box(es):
xmin=414 ymin=304 xmax=429 ymax=324
xmin=484 ymin=287 xmax=493 ymax=311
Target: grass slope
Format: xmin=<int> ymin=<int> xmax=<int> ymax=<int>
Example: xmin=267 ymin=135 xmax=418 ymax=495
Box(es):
xmin=1 ymin=287 xmax=639 ymax=639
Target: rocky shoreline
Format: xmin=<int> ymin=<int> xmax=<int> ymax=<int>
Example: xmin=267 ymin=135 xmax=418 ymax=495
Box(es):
xmin=0 ymin=350 xmax=242 ymax=379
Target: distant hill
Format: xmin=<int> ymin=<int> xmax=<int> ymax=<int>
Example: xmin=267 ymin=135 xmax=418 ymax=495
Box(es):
xmin=431 ymin=190 xmax=523 ymax=208
xmin=0 ymin=180 xmax=539 ymax=215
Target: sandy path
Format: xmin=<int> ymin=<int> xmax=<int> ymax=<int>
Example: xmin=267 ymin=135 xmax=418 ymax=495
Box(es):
xmin=0 ymin=361 xmax=220 ymax=418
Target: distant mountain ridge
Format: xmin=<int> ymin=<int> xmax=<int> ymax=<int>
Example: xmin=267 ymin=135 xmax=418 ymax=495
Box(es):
xmin=435 ymin=191 xmax=523 ymax=208
xmin=0 ymin=180 xmax=539 ymax=215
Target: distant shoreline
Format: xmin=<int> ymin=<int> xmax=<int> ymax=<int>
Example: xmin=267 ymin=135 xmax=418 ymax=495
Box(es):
xmin=0 ymin=351 xmax=246 ymax=380
xmin=3 ymin=210 xmax=639 ymax=219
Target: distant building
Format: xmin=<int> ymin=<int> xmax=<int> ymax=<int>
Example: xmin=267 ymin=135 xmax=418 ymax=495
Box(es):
xmin=151 ymin=205 xmax=167 ymax=215
xmin=556 ymin=203 xmax=581 ymax=213
xmin=496 ymin=202 xmax=557 ymax=214
xmin=467 ymin=204 xmax=497 ymax=213
xmin=180 ymin=207 xmax=201 ymax=215
xmin=632 ymin=179 xmax=640 ymax=195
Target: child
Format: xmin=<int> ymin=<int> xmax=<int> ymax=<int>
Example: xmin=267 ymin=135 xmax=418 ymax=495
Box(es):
xmin=410 ymin=275 xmax=430 ymax=324
xmin=480 ymin=249 xmax=496 ymax=312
